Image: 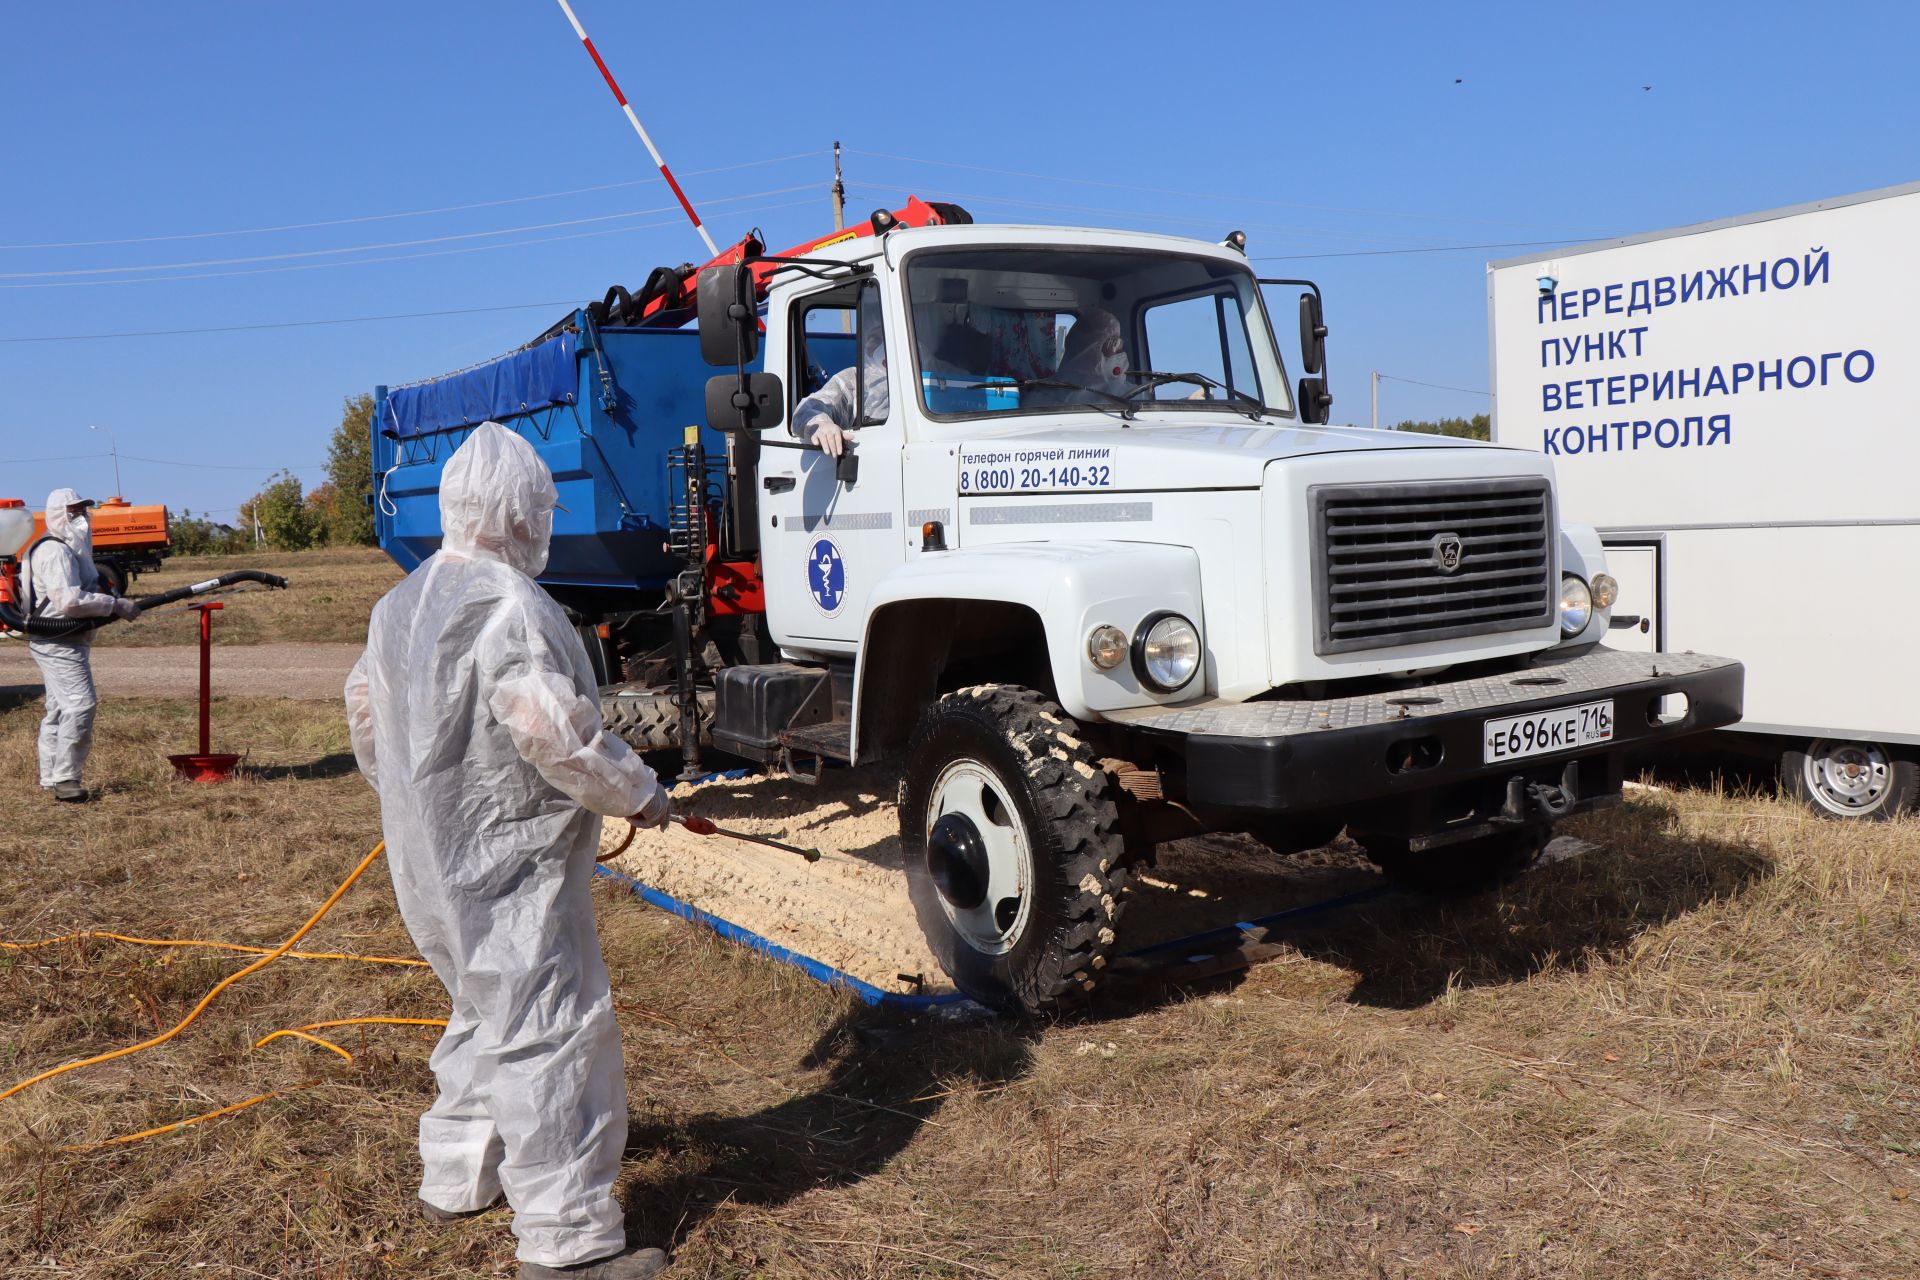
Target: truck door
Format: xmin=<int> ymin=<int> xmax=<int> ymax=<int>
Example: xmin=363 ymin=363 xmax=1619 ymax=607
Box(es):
xmin=1604 ymin=542 xmax=1660 ymax=653
xmin=760 ymin=279 xmax=908 ymax=655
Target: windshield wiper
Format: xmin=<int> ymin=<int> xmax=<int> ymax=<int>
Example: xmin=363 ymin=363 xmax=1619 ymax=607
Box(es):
xmin=1124 ymin=371 xmax=1269 ymax=419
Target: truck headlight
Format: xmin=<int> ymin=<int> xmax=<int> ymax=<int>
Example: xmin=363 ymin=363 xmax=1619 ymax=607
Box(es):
xmin=1559 ymin=575 xmax=1593 ymax=637
xmin=1133 ymin=612 xmax=1200 ymax=692
xmin=1591 ymin=573 xmax=1618 ymax=609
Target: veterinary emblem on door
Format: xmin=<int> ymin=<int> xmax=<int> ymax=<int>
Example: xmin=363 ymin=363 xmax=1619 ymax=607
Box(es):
xmin=807 ymin=537 xmax=847 ymax=616
xmin=1431 ymin=532 xmax=1465 ymax=574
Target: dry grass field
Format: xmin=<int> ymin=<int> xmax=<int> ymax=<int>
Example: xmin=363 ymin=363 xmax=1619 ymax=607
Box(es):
xmin=93 ymin=547 xmax=403 ymax=649
xmin=1 ymin=547 xmax=1916 ymax=1277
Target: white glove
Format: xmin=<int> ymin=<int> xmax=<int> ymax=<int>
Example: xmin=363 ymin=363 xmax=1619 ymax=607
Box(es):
xmin=810 ymin=420 xmax=847 ymax=458
xmin=112 ymin=598 xmax=141 ymax=621
xmin=630 ymin=786 xmax=671 ymax=831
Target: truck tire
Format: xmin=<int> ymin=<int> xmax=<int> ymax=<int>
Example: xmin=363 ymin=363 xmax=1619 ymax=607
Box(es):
xmin=1781 ymin=738 xmax=1919 ymax=820
xmin=1353 ymin=825 xmax=1548 ymax=895
xmin=899 ymin=686 xmax=1127 ymax=1016
xmin=602 ymin=687 xmax=714 ymax=753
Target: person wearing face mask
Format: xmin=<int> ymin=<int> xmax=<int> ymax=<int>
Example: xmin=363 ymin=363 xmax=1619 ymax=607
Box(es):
xmin=1046 ymin=308 xmax=1134 ymax=405
xmin=345 ymin=424 xmax=673 ymax=1279
xmin=791 ymin=297 xmax=889 ymax=459
xmin=22 ymin=488 xmax=140 ymax=802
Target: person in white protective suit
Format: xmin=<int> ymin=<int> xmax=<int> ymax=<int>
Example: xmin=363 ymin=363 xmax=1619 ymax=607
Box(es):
xmin=24 ymin=488 xmax=140 ymax=802
xmin=1045 ymin=308 xmax=1134 ymax=405
xmin=345 ymin=424 xmax=674 ymax=1279
xmin=791 ymin=291 xmax=889 ymax=458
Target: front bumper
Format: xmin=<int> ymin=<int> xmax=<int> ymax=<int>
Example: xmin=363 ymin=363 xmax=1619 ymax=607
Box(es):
xmin=1103 ymin=647 xmax=1743 ymax=828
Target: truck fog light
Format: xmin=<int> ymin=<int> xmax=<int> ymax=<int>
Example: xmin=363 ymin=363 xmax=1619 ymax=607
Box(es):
xmin=1560 ymin=575 xmax=1593 ymax=637
xmin=1086 ymin=624 xmax=1127 ymax=670
xmin=1133 ymin=613 xmax=1200 ymax=692
xmin=1591 ymin=573 xmax=1618 ymax=609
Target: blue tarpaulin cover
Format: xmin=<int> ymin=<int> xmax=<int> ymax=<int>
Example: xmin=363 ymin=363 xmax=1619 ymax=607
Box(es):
xmin=387 ymin=333 xmax=578 ymax=437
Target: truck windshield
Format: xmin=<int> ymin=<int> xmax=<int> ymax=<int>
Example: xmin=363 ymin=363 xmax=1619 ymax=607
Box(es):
xmin=905 ymin=247 xmax=1291 ymax=420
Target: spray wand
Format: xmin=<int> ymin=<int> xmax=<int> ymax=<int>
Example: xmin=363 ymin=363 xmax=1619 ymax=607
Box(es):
xmin=599 ymin=813 xmax=822 ymax=864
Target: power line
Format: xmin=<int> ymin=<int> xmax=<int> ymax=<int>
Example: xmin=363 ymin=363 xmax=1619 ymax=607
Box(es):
xmin=0 ymin=197 xmax=822 ymax=290
xmin=0 ymin=300 xmax=586 ymax=344
xmin=1252 ymin=238 xmax=1582 ymax=261
xmin=0 ymin=150 xmax=828 ymax=251
xmin=8 ymin=451 xmax=114 ymax=463
xmin=846 ymin=148 xmax=1611 ymax=235
xmin=0 ymin=184 xmax=819 ymax=280
xmin=119 ymin=454 xmax=326 ymax=472
xmin=1378 ymin=374 xmax=1491 ymax=397
xmin=846 ymin=186 xmax=1436 ymax=246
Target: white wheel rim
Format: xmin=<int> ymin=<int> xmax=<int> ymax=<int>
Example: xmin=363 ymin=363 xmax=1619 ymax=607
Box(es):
xmin=926 ymin=759 xmax=1033 ymax=955
xmin=1803 ymin=738 xmax=1891 ymax=815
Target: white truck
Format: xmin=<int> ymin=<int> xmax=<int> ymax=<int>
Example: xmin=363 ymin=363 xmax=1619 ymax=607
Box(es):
xmin=378 ymin=210 xmax=1745 ymax=1015
xmin=1488 ymin=181 xmax=1917 ymax=819
xmin=675 ymin=218 xmax=1742 ymax=1011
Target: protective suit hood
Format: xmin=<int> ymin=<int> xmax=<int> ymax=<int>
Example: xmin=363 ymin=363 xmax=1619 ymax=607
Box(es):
xmin=1058 ymin=309 xmax=1131 ymax=397
xmin=44 ymin=487 xmax=93 ymax=555
xmin=438 ymin=423 xmax=556 ymax=577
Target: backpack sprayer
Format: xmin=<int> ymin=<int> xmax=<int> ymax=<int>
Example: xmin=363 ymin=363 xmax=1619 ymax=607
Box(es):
xmin=0 ymin=500 xmax=287 ymax=640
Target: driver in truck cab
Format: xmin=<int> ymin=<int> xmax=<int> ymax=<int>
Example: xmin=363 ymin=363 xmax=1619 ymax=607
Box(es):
xmin=791 ymin=320 xmax=886 ymax=459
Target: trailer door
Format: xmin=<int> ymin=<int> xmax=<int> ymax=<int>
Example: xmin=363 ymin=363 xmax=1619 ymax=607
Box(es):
xmin=1603 ymin=542 xmax=1659 ymax=653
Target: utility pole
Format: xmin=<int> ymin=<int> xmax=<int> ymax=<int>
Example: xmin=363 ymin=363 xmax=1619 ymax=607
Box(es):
xmin=1370 ymin=371 xmax=1380 ymax=430
xmin=89 ymin=424 xmax=122 ymax=497
xmin=833 ymin=142 xmax=850 ymax=333
xmin=831 ymin=140 xmax=845 ymax=233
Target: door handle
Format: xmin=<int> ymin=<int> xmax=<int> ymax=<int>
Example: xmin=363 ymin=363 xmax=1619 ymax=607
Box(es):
xmin=763 ymin=475 xmax=796 ymax=494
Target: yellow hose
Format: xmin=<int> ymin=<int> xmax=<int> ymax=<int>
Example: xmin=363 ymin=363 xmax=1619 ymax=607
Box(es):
xmin=0 ymin=841 xmax=388 ymax=1104
xmin=1 ymin=931 xmax=427 ymax=968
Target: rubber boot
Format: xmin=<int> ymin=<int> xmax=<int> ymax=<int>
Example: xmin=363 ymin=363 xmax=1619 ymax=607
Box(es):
xmin=418 ymin=1195 xmax=503 ymax=1224
xmin=519 ymin=1245 xmax=670 ymax=1279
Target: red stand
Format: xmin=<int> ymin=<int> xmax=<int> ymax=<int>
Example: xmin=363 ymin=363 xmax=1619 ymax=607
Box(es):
xmin=167 ymin=602 xmax=240 ymax=783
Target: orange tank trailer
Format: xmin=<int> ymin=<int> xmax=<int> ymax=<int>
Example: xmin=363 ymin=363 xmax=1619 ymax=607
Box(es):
xmin=9 ymin=497 xmax=171 ymax=594
xmin=23 ymin=497 xmax=170 ymax=556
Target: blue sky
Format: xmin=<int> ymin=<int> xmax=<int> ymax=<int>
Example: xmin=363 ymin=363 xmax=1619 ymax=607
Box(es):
xmin=3 ymin=1 xmax=1913 ymax=519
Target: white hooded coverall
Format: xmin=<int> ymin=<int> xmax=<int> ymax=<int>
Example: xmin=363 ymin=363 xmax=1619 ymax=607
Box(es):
xmin=345 ymin=424 xmax=663 ymax=1267
xmin=792 ymin=288 xmax=889 ymax=447
xmin=26 ymin=488 xmax=118 ymax=788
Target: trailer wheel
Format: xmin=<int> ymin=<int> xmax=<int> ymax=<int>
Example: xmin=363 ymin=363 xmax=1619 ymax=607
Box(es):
xmin=1781 ymin=739 xmax=1918 ymax=820
xmin=96 ymin=559 xmax=129 ymax=599
xmin=1353 ymin=825 xmax=1549 ymax=894
xmin=899 ymin=686 xmax=1127 ymax=1016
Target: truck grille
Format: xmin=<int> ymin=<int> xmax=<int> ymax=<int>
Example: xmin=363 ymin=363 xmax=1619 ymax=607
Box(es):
xmin=1310 ymin=478 xmax=1554 ymax=655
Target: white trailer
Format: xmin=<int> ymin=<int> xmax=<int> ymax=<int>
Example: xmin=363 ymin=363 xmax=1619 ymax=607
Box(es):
xmin=1488 ymin=182 xmax=1920 ymax=818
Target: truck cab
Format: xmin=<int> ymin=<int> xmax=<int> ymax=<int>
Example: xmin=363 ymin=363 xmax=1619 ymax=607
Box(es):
xmin=376 ymin=215 xmax=1744 ymax=1014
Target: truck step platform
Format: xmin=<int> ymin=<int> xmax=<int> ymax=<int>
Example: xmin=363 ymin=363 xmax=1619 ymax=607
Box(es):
xmin=779 ymin=721 xmax=853 ymax=761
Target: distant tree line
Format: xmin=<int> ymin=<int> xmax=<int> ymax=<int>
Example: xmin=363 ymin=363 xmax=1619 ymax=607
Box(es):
xmin=177 ymin=394 xmax=378 ymax=554
xmin=1392 ymin=413 xmax=1490 ymax=440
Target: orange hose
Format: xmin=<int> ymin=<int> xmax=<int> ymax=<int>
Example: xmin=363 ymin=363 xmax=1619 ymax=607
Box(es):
xmin=253 ymin=1016 xmax=449 ymax=1063
xmin=0 ymin=931 xmax=427 ymax=968
xmin=57 ymin=1083 xmax=323 ymax=1153
xmin=0 ymin=842 xmax=387 ymax=1103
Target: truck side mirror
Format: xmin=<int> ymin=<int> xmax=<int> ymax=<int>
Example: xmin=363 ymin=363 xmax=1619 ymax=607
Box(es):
xmin=697 ymin=265 xmax=758 ymax=367
xmin=1298 ymin=292 xmax=1327 ymax=375
xmin=704 ymin=372 xmax=785 ymax=433
xmin=1297 ymin=377 xmax=1333 ymax=425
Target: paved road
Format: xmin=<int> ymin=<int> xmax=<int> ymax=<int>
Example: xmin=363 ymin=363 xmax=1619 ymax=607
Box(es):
xmin=0 ymin=641 xmax=361 ymax=702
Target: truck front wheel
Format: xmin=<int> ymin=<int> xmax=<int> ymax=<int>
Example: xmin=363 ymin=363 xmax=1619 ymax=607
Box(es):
xmin=1782 ymin=738 xmax=1918 ymax=819
xmin=1353 ymin=825 xmax=1549 ymax=895
xmin=899 ymin=686 xmax=1127 ymax=1016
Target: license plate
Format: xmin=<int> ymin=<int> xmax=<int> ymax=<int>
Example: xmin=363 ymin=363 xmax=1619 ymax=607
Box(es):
xmin=1483 ymin=699 xmax=1614 ymax=763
